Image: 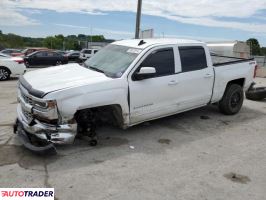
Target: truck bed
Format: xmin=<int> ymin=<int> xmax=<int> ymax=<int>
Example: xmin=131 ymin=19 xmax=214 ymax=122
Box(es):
xmin=211 ymin=55 xmax=256 ymax=103
xmin=211 ymin=54 xmax=254 ymax=67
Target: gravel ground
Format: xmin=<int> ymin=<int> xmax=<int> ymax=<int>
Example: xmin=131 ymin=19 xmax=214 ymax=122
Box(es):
xmin=0 ymin=73 xmax=266 ymax=200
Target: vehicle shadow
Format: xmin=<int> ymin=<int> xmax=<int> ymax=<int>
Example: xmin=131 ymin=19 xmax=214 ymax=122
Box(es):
xmin=12 ymin=104 xmax=266 ymax=172
xmin=8 ymin=77 xmax=19 ymax=81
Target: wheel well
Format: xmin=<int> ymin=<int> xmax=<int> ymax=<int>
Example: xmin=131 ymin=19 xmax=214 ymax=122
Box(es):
xmin=74 ymin=104 xmax=124 ymax=128
xmin=227 ymin=78 xmax=245 ymax=88
xmin=0 ymin=66 xmax=11 ymax=75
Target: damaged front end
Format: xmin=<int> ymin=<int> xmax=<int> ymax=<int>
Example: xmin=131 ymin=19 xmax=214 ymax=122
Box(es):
xmin=14 ymin=83 xmax=77 ymax=155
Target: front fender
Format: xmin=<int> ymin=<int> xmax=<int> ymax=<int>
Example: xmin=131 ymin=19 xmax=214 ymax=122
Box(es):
xmin=46 ymin=84 xmax=130 ymax=125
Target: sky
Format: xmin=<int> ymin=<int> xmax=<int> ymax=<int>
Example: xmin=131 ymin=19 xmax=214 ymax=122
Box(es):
xmin=1 ymin=0 xmax=266 ymax=46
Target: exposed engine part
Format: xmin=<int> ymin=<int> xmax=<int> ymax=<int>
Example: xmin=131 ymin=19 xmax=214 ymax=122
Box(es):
xmin=75 ymin=109 xmax=98 ymax=146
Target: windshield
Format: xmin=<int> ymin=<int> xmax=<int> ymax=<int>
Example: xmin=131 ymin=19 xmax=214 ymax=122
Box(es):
xmin=84 ymin=44 xmax=141 ymax=78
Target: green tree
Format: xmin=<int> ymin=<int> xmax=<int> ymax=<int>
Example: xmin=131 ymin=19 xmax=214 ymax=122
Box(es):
xmin=247 ymin=38 xmax=261 ymax=56
xmin=261 ymin=47 xmax=266 ymax=56
xmin=43 ymin=35 xmax=65 ymax=50
xmin=0 ymin=32 xmax=108 ymax=50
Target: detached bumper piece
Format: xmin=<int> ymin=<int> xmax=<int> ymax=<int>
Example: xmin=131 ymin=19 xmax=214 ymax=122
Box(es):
xmin=14 ymin=119 xmax=57 ymax=155
xmin=245 ymin=82 xmax=266 ymax=101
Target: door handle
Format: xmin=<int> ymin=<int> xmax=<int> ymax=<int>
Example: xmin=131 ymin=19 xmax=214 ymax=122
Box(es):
xmin=168 ymin=80 xmax=179 ymax=86
xmin=204 ymin=73 xmax=213 ymax=78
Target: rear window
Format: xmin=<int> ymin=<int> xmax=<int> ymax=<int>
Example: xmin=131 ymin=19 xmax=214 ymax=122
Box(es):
xmin=179 ymin=46 xmax=207 ymax=72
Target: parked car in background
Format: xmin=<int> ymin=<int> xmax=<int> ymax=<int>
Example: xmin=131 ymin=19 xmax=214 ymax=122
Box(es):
xmin=55 ymin=50 xmax=67 ymax=56
xmin=0 ymin=53 xmax=26 ymax=81
xmin=0 ymin=49 xmax=22 ymax=55
xmin=24 ymin=50 xmax=68 ymax=67
xmin=66 ymin=51 xmax=80 ymax=62
xmin=12 ymin=48 xmax=48 ymax=57
xmin=79 ymin=48 xmax=99 ymax=61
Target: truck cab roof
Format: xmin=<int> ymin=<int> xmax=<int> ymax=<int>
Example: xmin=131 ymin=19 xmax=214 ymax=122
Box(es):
xmin=113 ymin=38 xmax=205 ymax=49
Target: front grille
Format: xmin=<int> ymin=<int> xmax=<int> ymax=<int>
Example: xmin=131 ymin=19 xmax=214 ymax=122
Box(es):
xmin=21 ymin=91 xmax=34 ymax=106
xmin=19 ymin=86 xmax=34 ymax=121
xmin=22 ymin=108 xmax=33 ymax=121
xmin=19 ymin=86 xmax=47 ymax=109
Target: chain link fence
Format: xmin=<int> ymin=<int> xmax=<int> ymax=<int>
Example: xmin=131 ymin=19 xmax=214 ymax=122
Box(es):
xmin=254 ymin=56 xmax=266 ymax=67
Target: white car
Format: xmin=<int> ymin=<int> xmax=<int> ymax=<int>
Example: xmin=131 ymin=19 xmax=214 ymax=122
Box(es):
xmin=15 ymin=38 xmax=256 ymax=154
xmin=79 ymin=48 xmax=99 ymax=61
xmin=0 ymin=53 xmax=26 ymax=81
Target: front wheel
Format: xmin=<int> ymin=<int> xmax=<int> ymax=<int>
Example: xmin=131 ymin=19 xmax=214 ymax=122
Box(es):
xmin=219 ymin=84 xmax=244 ymax=115
xmin=0 ymin=67 xmax=11 ymax=81
xmin=55 ymin=61 xmax=62 ymax=66
xmin=25 ymin=61 xmax=30 ymax=68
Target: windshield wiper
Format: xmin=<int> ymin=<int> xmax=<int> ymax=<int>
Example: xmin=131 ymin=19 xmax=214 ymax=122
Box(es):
xmin=88 ymin=66 xmax=105 ymax=74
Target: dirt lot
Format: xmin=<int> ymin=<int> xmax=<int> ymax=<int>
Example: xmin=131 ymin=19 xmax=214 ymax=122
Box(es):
xmin=0 ymin=74 xmax=266 ymax=200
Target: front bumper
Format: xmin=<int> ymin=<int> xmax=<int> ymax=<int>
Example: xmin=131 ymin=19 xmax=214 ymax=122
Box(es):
xmin=14 ymin=119 xmax=57 ymax=155
xmin=15 ymin=104 xmax=77 ymax=154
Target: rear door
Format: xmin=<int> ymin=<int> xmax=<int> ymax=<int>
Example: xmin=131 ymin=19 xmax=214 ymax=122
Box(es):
xmin=47 ymin=52 xmax=60 ymax=65
xmin=175 ymin=46 xmax=214 ymax=109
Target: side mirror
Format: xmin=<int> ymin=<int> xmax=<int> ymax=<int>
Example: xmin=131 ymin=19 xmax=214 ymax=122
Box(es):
xmin=133 ymin=67 xmax=156 ymax=80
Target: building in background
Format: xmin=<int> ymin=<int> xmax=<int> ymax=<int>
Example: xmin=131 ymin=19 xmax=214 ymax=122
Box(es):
xmin=207 ymin=41 xmax=250 ymax=58
xmin=87 ymin=41 xmax=113 ymax=49
xmin=140 ymin=29 xmax=154 ymax=39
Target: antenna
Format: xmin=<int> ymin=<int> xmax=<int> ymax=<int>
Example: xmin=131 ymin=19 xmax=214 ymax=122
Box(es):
xmin=138 ymin=40 xmax=146 ymax=46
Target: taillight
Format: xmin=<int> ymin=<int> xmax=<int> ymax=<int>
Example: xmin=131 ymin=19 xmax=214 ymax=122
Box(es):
xmin=14 ymin=60 xmax=24 ymax=64
xmin=253 ymin=65 xmax=258 ymax=78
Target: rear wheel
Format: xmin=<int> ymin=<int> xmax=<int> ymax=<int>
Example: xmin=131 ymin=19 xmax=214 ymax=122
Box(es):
xmin=219 ymin=84 xmax=244 ymax=115
xmin=0 ymin=67 xmax=11 ymax=81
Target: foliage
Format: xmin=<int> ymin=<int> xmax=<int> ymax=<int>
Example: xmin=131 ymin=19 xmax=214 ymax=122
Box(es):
xmin=0 ymin=30 xmax=107 ymax=50
xmin=261 ymin=47 xmax=266 ymax=56
xmin=247 ymin=38 xmax=261 ymax=56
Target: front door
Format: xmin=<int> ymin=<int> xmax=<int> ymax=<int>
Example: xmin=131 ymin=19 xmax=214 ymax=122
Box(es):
xmin=129 ymin=46 xmax=180 ymax=124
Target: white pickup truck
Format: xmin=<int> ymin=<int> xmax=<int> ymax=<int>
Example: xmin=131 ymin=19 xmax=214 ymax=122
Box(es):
xmin=14 ymin=38 xmax=257 ymax=154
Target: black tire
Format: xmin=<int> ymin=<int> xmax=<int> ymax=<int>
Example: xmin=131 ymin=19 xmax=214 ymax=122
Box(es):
xmin=55 ymin=61 xmax=62 ymax=66
xmin=245 ymin=87 xmax=266 ymax=101
xmin=0 ymin=67 xmax=11 ymax=81
xmin=25 ymin=61 xmax=30 ymax=68
xmin=219 ymin=84 xmax=244 ymax=115
xmin=90 ymin=140 xmax=98 ymax=146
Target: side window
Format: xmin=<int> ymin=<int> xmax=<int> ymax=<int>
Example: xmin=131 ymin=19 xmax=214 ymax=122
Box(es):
xmin=140 ymin=48 xmax=175 ymax=77
xmin=35 ymin=52 xmax=47 ymax=57
xmin=94 ymin=50 xmax=98 ymax=54
xmin=47 ymin=52 xmax=54 ymax=57
xmin=179 ymin=46 xmax=207 ymax=72
xmin=47 ymin=52 xmax=59 ymax=57
xmin=85 ymin=50 xmax=92 ymax=54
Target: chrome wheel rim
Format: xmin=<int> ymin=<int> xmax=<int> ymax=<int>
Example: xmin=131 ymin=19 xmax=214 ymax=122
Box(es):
xmin=0 ymin=69 xmax=9 ymax=80
xmin=56 ymin=61 xmax=62 ymax=65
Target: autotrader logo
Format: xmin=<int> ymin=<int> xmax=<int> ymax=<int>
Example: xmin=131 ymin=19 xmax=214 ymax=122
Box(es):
xmin=0 ymin=188 xmax=54 ymax=200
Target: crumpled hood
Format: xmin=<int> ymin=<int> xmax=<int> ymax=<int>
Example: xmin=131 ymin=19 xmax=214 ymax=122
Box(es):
xmin=22 ymin=63 xmax=111 ymax=95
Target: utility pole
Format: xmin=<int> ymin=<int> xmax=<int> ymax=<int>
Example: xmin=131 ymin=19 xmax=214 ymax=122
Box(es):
xmin=135 ymin=0 xmax=142 ymax=39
